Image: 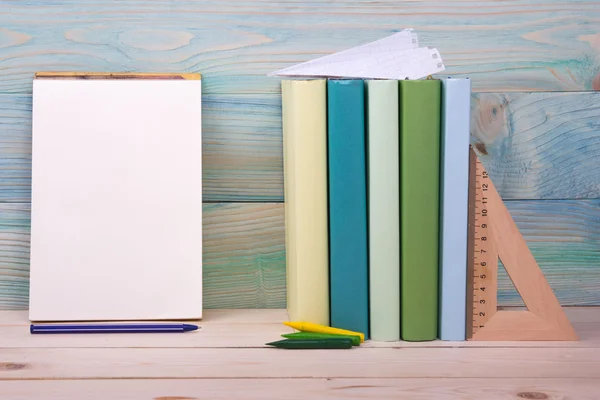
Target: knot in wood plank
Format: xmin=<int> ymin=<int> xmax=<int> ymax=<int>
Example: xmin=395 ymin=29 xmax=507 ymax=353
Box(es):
xmin=517 ymin=392 xmax=549 ymax=399
xmin=0 ymin=362 xmax=29 ymax=371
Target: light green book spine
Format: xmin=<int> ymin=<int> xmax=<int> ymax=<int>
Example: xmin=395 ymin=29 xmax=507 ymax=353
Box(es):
xmin=399 ymin=79 xmax=441 ymax=341
xmin=366 ymin=80 xmax=400 ymax=341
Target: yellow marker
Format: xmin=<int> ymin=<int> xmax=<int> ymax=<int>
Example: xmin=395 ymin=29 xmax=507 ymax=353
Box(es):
xmin=283 ymin=321 xmax=364 ymax=342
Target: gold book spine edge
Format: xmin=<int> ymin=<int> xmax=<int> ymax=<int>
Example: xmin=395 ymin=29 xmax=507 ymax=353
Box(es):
xmin=34 ymin=72 xmax=201 ymax=80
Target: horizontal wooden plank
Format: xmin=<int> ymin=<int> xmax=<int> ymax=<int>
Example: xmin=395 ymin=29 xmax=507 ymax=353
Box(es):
xmin=0 ymin=93 xmax=283 ymax=203
xmin=0 ymin=321 xmax=291 ymax=349
xmin=1 ymin=308 xmax=598 ymax=349
xmin=0 ymin=1 xmax=600 ymax=95
xmin=0 ymin=309 xmax=294 ymax=349
xmin=1 ymin=378 xmax=599 ymax=400
xmin=0 ymin=199 xmax=599 ymax=309
xmin=202 ymin=203 xmax=285 ymax=308
xmin=499 ymin=199 xmax=600 ymax=306
xmin=203 ymin=94 xmax=282 ymax=201
xmin=3 ymin=91 xmax=599 ymax=202
xmin=0 ymin=203 xmax=286 ymax=310
xmin=499 ymin=306 xmax=600 ymax=324
xmin=1 ymin=347 xmax=599 ymax=379
xmin=0 ymin=204 xmax=30 ymax=310
xmin=0 ymin=308 xmax=290 ymax=326
xmin=471 ymin=91 xmax=600 ymax=199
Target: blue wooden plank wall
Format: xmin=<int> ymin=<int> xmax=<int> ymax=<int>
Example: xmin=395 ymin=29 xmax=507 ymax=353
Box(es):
xmin=0 ymin=1 xmax=598 ymax=309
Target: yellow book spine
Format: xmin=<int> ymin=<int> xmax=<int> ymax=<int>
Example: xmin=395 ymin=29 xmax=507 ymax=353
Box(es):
xmin=282 ymin=79 xmax=329 ymax=326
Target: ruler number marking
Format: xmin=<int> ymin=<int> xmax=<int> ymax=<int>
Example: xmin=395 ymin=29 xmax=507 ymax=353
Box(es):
xmin=471 ymin=154 xmax=495 ymax=336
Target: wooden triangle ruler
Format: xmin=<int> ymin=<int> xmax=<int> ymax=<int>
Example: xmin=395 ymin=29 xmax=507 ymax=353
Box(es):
xmin=466 ymin=147 xmax=578 ymax=341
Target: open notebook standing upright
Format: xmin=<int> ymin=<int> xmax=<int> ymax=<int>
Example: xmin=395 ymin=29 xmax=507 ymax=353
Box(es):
xmin=29 ymin=73 xmax=203 ymax=321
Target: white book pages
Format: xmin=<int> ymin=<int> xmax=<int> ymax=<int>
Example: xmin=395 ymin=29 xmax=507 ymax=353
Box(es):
xmin=29 ymin=78 xmax=203 ymax=321
xmin=269 ymin=31 xmax=445 ymax=80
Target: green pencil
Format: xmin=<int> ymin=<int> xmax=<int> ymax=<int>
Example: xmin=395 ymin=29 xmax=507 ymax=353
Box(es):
xmin=281 ymin=332 xmax=361 ymax=346
xmin=265 ymin=338 xmax=354 ymax=349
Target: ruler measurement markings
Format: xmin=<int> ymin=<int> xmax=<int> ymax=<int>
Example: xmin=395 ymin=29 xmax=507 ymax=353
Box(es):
xmin=470 ymin=149 xmax=497 ymax=336
xmin=465 ymin=149 xmax=476 ymax=339
xmin=467 ymin=147 xmax=578 ymax=340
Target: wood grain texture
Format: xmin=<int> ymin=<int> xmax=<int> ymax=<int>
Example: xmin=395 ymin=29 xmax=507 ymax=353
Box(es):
xmin=2 ymin=378 xmax=600 ymax=400
xmin=2 ymin=308 xmax=599 ymax=349
xmin=0 ymin=200 xmax=599 ymax=309
xmin=0 ymin=204 xmax=29 ymax=310
xmin=500 ymin=200 xmax=600 ymax=306
xmin=1 ymin=347 xmax=599 ymax=379
xmin=0 ymin=0 xmax=599 ymax=307
xmin=471 ymin=172 xmax=578 ymax=340
xmin=471 ymin=91 xmax=600 ymax=199
xmin=0 ymin=95 xmax=31 ymax=204
xmin=2 ymin=91 xmax=599 ymax=202
xmin=0 ymin=308 xmax=290 ymax=325
xmin=0 ymin=93 xmax=283 ymax=203
xmin=2 ymin=308 xmax=600 ymax=398
xmin=0 ymin=309 xmax=293 ymax=349
xmin=0 ymin=203 xmax=286 ymax=310
xmin=0 ymin=1 xmax=599 ymax=95
xmin=202 ymin=203 xmax=285 ymax=308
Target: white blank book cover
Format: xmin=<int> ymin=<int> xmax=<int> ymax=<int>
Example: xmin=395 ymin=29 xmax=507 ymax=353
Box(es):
xmin=29 ymin=78 xmax=203 ymax=321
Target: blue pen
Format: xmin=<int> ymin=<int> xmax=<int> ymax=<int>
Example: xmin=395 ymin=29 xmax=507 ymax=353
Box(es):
xmin=30 ymin=323 xmax=199 ymax=334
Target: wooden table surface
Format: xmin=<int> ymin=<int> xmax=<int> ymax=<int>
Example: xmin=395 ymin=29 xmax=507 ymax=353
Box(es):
xmin=1 ymin=308 xmax=600 ymax=399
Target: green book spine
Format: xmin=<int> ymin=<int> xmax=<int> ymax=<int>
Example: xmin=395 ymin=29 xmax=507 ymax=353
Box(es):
xmin=366 ymin=80 xmax=400 ymax=342
xmin=399 ymin=79 xmax=441 ymax=341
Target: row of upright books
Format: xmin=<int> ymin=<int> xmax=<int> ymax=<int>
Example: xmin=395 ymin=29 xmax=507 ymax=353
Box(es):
xmin=281 ymin=77 xmax=471 ymax=341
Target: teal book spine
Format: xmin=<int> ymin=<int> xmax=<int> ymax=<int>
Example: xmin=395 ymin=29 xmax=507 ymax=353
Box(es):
xmin=327 ymin=79 xmax=369 ymax=339
xmin=399 ymin=79 xmax=442 ymax=341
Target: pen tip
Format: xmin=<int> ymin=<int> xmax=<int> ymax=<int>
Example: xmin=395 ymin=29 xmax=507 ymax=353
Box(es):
xmin=183 ymin=324 xmax=199 ymax=332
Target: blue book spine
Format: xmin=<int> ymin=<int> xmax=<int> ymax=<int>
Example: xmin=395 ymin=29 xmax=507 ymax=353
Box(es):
xmin=327 ymin=79 xmax=369 ymax=339
xmin=439 ymin=77 xmax=472 ymax=341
